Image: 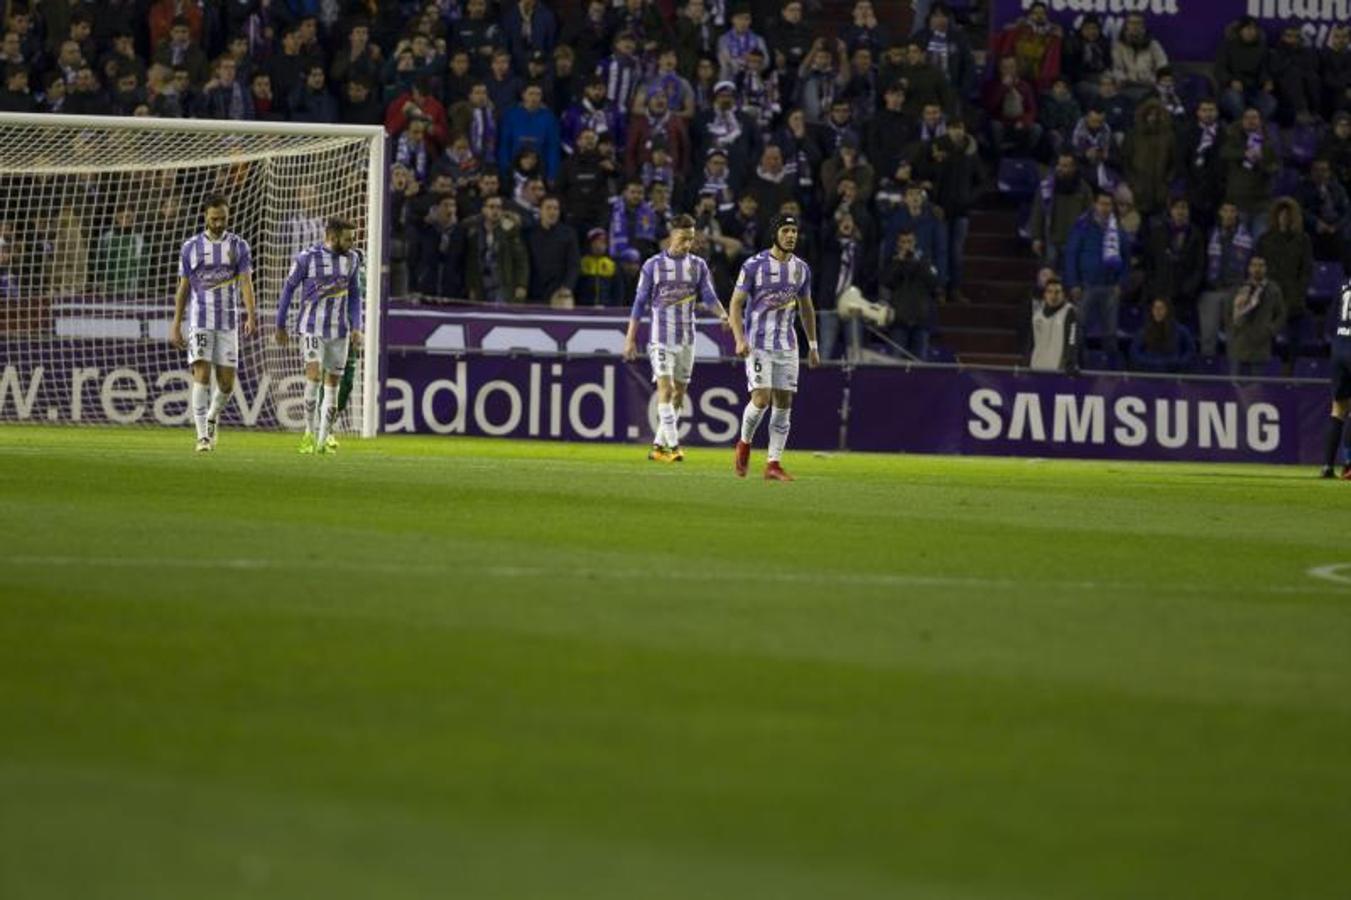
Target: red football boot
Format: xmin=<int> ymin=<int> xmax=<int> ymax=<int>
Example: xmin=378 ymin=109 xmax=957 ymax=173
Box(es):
xmin=763 ymin=461 xmax=794 ymax=482
xmin=734 ymin=440 xmax=750 ymax=477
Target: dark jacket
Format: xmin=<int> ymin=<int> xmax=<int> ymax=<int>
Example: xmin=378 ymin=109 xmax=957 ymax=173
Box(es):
xmin=1130 ymin=319 xmax=1196 ymax=372
xmin=879 ymin=252 xmax=940 ymax=327
xmin=916 ymin=133 xmax=979 ymax=220
xmin=913 ymin=27 xmax=976 ymax=100
xmin=1215 ymin=26 xmax=1269 ymax=92
xmin=1143 ymin=220 xmax=1206 ymax=303
xmin=1255 ymin=202 xmax=1313 ymax=317
xmin=1221 ymin=122 xmax=1278 ymax=215
xmin=557 ymin=149 xmax=615 ymax=231
xmin=1120 ymin=98 xmax=1178 ymax=217
xmin=288 ymin=85 xmax=338 ymax=123
xmin=463 ymin=215 xmax=529 ymax=304
xmin=1179 ymin=119 xmax=1226 ymax=215
xmin=1224 ymin=279 xmax=1282 ymax=362
xmin=526 ymin=222 xmax=580 ymax=301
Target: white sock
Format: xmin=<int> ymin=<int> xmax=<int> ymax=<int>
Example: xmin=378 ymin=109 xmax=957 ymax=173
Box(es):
xmin=207 ymin=386 xmax=228 ymax=422
xmin=304 ymin=380 xmax=319 ymax=435
xmin=668 ymin=401 xmax=683 ymax=448
xmin=657 ymin=402 xmax=676 ymax=447
xmin=191 ymin=382 xmax=209 ymax=440
xmin=741 ymin=401 xmax=767 ymax=444
xmin=317 ymin=384 xmax=338 ymax=445
xmin=767 ymin=406 xmax=791 ymax=462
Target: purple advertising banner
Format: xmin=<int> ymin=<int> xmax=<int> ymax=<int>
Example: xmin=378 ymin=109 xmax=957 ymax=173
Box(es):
xmin=989 ymin=0 xmax=1347 ymax=61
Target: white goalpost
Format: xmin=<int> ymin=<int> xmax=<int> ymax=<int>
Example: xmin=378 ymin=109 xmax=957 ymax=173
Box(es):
xmin=0 ymin=113 xmax=385 ymax=438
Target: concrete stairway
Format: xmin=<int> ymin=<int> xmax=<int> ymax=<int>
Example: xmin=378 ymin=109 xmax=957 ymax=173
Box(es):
xmin=936 ymin=203 xmax=1038 ymax=366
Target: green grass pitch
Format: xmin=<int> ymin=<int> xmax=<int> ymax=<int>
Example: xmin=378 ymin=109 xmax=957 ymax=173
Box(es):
xmin=1 ymin=426 xmax=1349 ymax=899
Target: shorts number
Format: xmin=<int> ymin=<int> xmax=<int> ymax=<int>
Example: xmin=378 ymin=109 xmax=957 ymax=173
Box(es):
xmin=194 ymin=333 xmax=208 ymax=350
xmin=657 ymin=348 xmax=667 ymax=362
xmin=753 ymin=359 xmax=763 ymax=373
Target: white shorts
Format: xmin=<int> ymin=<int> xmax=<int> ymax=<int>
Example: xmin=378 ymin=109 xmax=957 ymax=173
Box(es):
xmin=186 ymin=327 xmax=238 ymax=368
xmin=648 ymin=342 xmax=695 ymax=384
xmin=302 ymin=334 xmax=351 ymax=374
xmin=746 ymin=347 xmax=799 ymax=392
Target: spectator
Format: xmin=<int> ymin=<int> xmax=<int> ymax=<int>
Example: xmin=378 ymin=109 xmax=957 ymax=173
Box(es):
xmin=636 ymin=48 xmax=696 ymax=120
xmin=1120 ymin=97 xmax=1177 ymax=219
xmin=395 ymin=116 xmax=434 ymax=184
xmin=919 ymin=120 xmax=978 ymax=302
xmin=690 ymin=190 xmax=741 ymax=296
xmin=1179 ymin=98 xmax=1225 ymax=228
xmin=625 ymin=89 xmax=689 ymax=177
xmin=577 ymin=227 xmax=620 ymax=306
xmin=736 ymin=47 xmax=782 ymax=131
xmin=99 ymin=28 xmax=144 ymax=86
xmin=1064 ymin=190 xmax=1130 ymax=361
xmin=265 ymin=24 xmax=317 ymax=115
xmin=881 ymin=184 xmax=948 ymax=294
xmin=412 ymin=192 xmax=465 ymax=298
xmin=386 ymin=77 xmax=450 ymax=150
xmin=717 ymin=8 xmax=768 ymax=82
xmin=1320 ymin=111 xmax=1351 ymax=188
xmin=745 ymin=144 xmax=796 ymax=229
xmin=721 ymin=192 xmax=761 ymax=264
xmin=449 ymin=81 xmax=497 ymax=163
xmin=819 ymin=97 xmax=861 ymax=157
xmin=548 ymin=46 xmax=577 ymax=117
xmin=527 ymin=195 xmax=580 ymax=301
xmin=331 ymin=20 xmax=382 ymax=90
xmin=1298 ymin=158 xmax=1351 ymax=263
xmin=866 ymin=82 xmax=917 ymax=176
xmin=897 ymin=38 xmax=951 ymax=117
xmin=695 ymin=80 xmax=758 ymax=172
xmin=289 ymin=65 xmax=338 ymax=123
xmin=1096 ymin=74 xmax=1135 ymax=140
xmin=249 ymin=71 xmax=280 ymax=120
xmin=1110 ymin=13 xmax=1167 ymax=103
xmin=64 ymin=65 xmax=105 ymax=116
xmin=821 ymin=136 xmax=874 ymax=205
xmin=983 ymin=55 xmax=1042 ymax=158
xmin=1061 ymin=14 xmax=1110 ymax=105
xmin=841 ymin=0 xmax=889 ymax=57
xmin=597 ymin=31 xmax=643 ymax=121
xmin=990 ymin=0 xmax=1062 ymax=92
xmin=148 ymin=0 xmax=203 ymax=51
xmin=1215 ymin=16 xmax=1276 ymax=121
xmin=1269 ymin=24 xmax=1320 ymax=126
xmin=1197 ymin=201 xmax=1254 ymax=358
xmin=484 ymin=49 xmax=523 ymax=116
xmin=562 ymin=75 xmax=622 ymax=157
xmin=1224 ymin=254 xmax=1282 ymax=377
xmin=641 ymin=142 xmax=677 ymax=194
xmin=775 ymin=107 xmax=825 ymax=200
xmin=1221 ymin=106 xmax=1278 ymax=237
xmin=673 ymin=0 xmax=716 ymax=78
xmin=1142 ymin=197 xmax=1205 ymax=324
xmin=609 ymin=179 xmax=659 ymax=259
xmin=914 ymin=3 xmax=975 ymax=104
xmin=437 ymin=133 xmax=484 ymax=192
xmin=1039 ymin=76 xmax=1081 ymax=156
xmin=795 ymin=38 xmax=848 ymax=125
xmin=816 ymin=209 xmax=872 ymax=358
xmin=685 ymin=146 xmax=737 ymax=215
xmin=508 ymin=173 xmax=547 ymax=228
xmin=454 ymin=0 xmax=504 ymax=76
xmin=879 ymin=227 xmax=940 ymax=358
xmin=498 ymin=82 xmax=561 ymax=181
xmin=1027 ymin=276 xmax=1080 ymax=373
xmin=1320 ymin=24 xmax=1350 ymax=118
xmin=502 ymin=0 xmax=558 ymax=74
xmin=97 ymin=207 xmax=145 ymax=297
xmin=616 ymin=247 xmax=643 ymax=301
xmin=1129 ymin=297 xmax=1196 ymax=372
xmin=341 ymin=76 xmax=384 ymax=125
xmin=612 ymin=0 xmax=667 ymax=52
xmin=767 ymin=0 xmax=813 ymax=94
xmin=1151 ymin=67 xmax=1188 ymax=124
xmin=0 ymin=64 xmax=37 ymax=113
xmin=197 ymin=56 xmax=252 ymax=120
xmin=1255 ymin=197 xmax=1313 ymax=370
xmin=463 ymin=195 xmax=529 ymax=304
xmin=1030 ymin=151 xmax=1093 ymax=268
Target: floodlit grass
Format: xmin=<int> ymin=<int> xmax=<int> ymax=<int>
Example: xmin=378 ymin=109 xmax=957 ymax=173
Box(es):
xmin=2 ymin=426 xmax=1349 ymax=899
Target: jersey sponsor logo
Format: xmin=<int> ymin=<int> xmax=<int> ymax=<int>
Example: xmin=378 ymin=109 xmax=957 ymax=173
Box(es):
xmin=195 ymin=265 xmax=239 ymax=290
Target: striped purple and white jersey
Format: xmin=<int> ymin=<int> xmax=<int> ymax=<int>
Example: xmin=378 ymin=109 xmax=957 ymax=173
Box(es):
xmin=734 ymin=251 xmax=813 ymax=352
xmin=276 ymin=243 xmax=364 ymax=340
xmin=179 ymin=231 xmax=253 ymax=331
xmin=630 ymin=251 xmax=720 ymax=347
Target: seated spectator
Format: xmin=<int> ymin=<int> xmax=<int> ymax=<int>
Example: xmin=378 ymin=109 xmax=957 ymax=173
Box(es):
xmin=1111 ymin=13 xmax=1166 ymax=103
xmin=1320 ymin=24 xmax=1350 ymax=118
xmin=1142 ymin=197 xmax=1206 ymax=324
xmin=1320 ymin=111 xmax=1351 ymax=189
xmin=0 ymin=64 xmax=37 ymax=113
xmin=527 ymin=195 xmax=580 ymax=303
xmin=249 ymin=71 xmax=280 ymax=120
xmin=387 ymin=77 xmax=450 ymax=150
xmin=437 ymin=133 xmax=484 ymax=192
xmin=685 ymin=146 xmax=737 ymax=215
xmin=340 ymin=76 xmax=383 ymax=125
xmin=983 ymin=55 xmax=1042 ymax=159
xmin=609 ymin=179 xmax=659 ymax=259
xmin=611 ymin=0 xmax=666 ymax=53
xmin=578 ymin=228 xmax=620 ymax=306
xmin=463 ymin=195 xmax=529 ymax=304
xmin=1298 ymin=158 xmax=1351 ymax=263
xmin=289 ymin=65 xmax=338 ymax=123
xmin=1180 ymin=98 xmax=1225 ymax=228
xmin=508 ymin=174 xmax=547 ymax=229
xmin=1027 ymin=275 xmax=1080 ymax=373
xmin=879 ymin=227 xmax=940 ymax=358
xmin=498 ymin=83 xmax=561 ymax=182
xmin=1221 ymin=106 xmax=1279 ymax=238
xmin=1064 ymin=190 xmax=1129 ymax=361
xmin=914 ymin=3 xmax=975 ymax=104
xmin=1039 ymin=77 xmax=1081 ymax=156
xmin=717 ymin=8 xmax=768 ymax=82
xmin=625 ymin=89 xmax=689 ymax=179
xmin=990 ymin=0 xmax=1062 ymax=92
xmin=1256 ymin=197 xmax=1313 ymax=370
xmin=1225 ymin=254 xmax=1282 ymax=377
xmin=1129 ymin=297 xmax=1195 ymax=372
xmin=1030 ymin=151 xmax=1092 ymax=268
xmin=1120 ymin=97 xmax=1177 ymax=220
xmin=1269 ymin=24 xmax=1319 ymax=126
xmin=1197 ymin=201 xmax=1255 ymax=358
xmin=1062 ymin=14 xmax=1110 ymax=106
xmin=1215 ymin=16 xmax=1277 ymax=121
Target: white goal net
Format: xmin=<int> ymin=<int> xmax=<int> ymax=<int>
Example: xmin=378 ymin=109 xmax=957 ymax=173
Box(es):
xmin=0 ymin=113 xmax=385 ymax=437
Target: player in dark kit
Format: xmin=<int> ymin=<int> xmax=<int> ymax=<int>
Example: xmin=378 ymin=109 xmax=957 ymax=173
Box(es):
xmin=1320 ymin=277 xmax=1351 ymax=479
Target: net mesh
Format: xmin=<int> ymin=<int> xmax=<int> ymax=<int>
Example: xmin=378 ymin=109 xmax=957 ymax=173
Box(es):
xmin=0 ymin=117 xmax=377 ymax=435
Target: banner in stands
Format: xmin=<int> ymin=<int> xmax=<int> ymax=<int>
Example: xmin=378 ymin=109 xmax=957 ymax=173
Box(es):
xmin=989 ymin=0 xmax=1347 ymax=59
xmin=384 ymin=352 xmax=1329 ymax=465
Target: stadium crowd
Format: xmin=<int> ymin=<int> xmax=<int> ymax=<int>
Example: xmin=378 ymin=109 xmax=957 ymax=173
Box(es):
xmin=0 ymin=0 xmax=1349 ymax=374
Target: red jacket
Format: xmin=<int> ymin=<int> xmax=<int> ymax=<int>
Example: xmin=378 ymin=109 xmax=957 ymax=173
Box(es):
xmin=624 ymin=114 xmax=690 ymax=177
xmin=981 ymin=78 xmax=1038 ymax=128
xmin=990 ymin=21 xmax=1062 ymax=92
xmin=384 ymin=92 xmax=450 ymax=149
